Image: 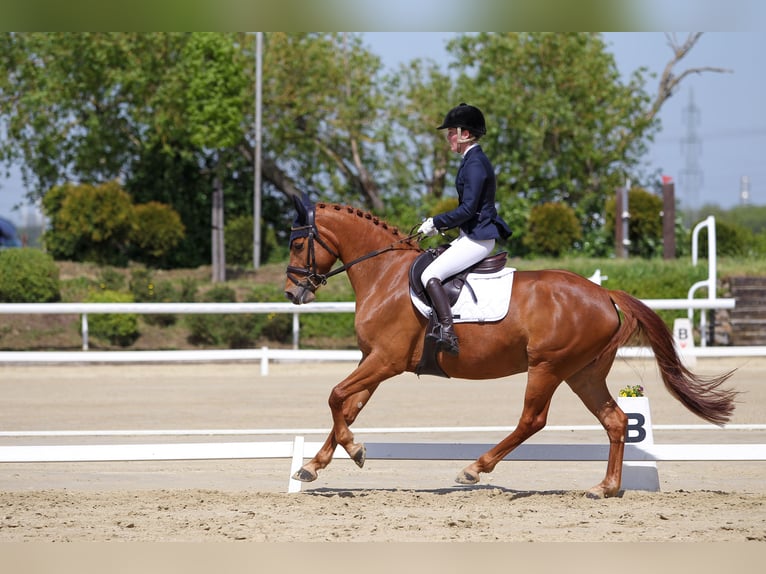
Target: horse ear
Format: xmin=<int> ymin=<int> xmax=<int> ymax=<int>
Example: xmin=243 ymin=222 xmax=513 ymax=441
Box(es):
xmin=293 ymin=192 xmax=313 ymax=227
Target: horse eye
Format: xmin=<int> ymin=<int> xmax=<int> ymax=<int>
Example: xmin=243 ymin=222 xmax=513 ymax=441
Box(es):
xmin=292 ymin=240 xmax=305 ymax=253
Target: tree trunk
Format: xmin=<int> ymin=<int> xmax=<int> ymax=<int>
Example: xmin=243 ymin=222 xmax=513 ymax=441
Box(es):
xmin=211 ymin=173 xmax=226 ymax=282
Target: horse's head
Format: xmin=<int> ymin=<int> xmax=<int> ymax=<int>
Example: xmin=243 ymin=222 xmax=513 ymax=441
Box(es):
xmin=285 ymin=193 xmax=340 ymax=305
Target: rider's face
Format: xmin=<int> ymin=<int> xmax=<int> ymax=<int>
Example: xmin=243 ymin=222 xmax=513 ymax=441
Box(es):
xmin=445 ymin=128 xmax=469 ymax=153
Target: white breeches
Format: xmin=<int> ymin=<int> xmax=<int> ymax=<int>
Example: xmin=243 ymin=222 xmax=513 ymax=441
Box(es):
xmin=421 ymin=233 xmax=495 ymax=284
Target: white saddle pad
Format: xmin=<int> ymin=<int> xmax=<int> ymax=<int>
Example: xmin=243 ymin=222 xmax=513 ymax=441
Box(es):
xmin=410 ymin=267 xmax=515 ymax=323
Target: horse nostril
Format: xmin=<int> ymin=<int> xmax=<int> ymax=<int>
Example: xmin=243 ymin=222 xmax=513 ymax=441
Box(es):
xmin=285 ymin=291 xmax=296 ymax=303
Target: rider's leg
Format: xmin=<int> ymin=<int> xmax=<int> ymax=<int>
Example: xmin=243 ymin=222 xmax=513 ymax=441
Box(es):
xmin=424 ymin=277 xmax=460 ymax=355
xmin=420 ymin=234 xmax=495 ymax=355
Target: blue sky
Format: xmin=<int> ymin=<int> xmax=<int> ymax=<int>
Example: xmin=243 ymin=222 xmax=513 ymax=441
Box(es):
xmin=2 ymin=32 xmax=764 ymax=225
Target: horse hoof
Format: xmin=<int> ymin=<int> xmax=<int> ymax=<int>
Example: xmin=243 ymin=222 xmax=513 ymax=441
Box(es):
xmin=586 ymin=483 xmax=619 ymax=499
xmin=455 ymin=469 xmax=479 ymax=485
xmin=351 ymin=444 xmax=366 ymax=468
xmin=292 ymin=467 xmax=318 ymax=482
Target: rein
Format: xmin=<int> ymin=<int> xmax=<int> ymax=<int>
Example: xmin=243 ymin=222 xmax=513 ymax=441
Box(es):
xmin=287 ymin=220 xmax=421 ymax=292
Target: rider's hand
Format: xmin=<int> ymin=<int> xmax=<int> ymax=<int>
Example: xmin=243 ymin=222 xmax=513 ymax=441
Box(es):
xmin=418 ymin=218 xmax=437 ymax=237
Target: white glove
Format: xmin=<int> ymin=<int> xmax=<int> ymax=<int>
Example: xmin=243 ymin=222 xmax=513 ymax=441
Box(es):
xmin=418 ymin=217 xmax=438 ymax=237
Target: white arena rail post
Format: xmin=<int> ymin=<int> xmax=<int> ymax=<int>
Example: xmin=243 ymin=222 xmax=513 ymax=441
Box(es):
xmin=81 ymin=314 xmax=89 ymax=351
xmin=617 ymin=395 xmax=660 ymax=491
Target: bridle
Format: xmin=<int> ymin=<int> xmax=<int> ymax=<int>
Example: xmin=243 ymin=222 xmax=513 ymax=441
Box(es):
xmin=286 ymin=208 xmax=421 ymax=293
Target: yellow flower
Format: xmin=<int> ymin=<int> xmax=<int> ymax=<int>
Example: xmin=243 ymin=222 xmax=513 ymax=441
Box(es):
xmin=619 ymin=385 xmax=645 ymax=397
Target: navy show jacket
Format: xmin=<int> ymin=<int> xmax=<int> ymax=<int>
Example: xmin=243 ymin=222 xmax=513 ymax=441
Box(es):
xmin=432 ymin=145 xmax=512 ymax=240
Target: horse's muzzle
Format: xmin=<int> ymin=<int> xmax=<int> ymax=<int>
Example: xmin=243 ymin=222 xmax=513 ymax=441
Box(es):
xmin=285 ymin=286 xmax=316 ymax=305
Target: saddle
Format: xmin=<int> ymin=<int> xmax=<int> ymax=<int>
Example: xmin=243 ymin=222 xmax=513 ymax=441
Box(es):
xmin=409 ymin=245 xmax=508 ymax=307
xmin=409 ymin=245 xmax=508 ymax=379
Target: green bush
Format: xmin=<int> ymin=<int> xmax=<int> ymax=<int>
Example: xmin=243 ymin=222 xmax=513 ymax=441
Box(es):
xmin=225 ymin=215 xmax=254 ymax=266
xmin=96 ymin=267 xmax=126 ymax=291
xmin=84 ymin=290 xmax=139 ymax=347
xmin=697 ymin=219 xmax=752 ymax=258
xmin=129 ymin=201 xmax=186 ymax=268
xmin=0 ymin=248 xmax=61 ymax=302
xmin=523 ymin=202 xmax=582 ymax=257
xmin=176 ymin=277 xmax=199 ymax=302
xmin=129 ymin=268 xmax=178 ymax=327
xmin=225 ymin=214 xmax=289 ymax=266
xmin=42 ymin=181 xmax=137 ymax=266
xmin=185 ymin=284 xmax=258 ymax=348
xmin=246 ymin=283 xmax=293 ymax=344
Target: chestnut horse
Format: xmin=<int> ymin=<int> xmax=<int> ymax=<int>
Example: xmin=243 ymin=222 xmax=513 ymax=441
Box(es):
xmin=284 ymin=196 xmax=737 ymax=497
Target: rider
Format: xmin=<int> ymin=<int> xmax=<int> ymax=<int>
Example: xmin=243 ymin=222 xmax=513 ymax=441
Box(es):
xmin=417 ymin=103 xmax=512 ymax=355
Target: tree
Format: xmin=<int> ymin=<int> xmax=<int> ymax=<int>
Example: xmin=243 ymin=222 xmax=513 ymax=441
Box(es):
xmin=1 ymin=32 xmax=728 ymax=267
xmin=0 ymin=32 xmax=251 ymax=268
xmin=252 ymin=33 xmax=389 ymax=211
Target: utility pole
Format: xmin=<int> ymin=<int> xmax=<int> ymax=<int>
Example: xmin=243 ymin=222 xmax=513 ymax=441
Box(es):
xmin=679 ymin=88 xmax=703 ymax=224
xmin=739 ymin=175 xmax=751 ymax=205
xmin=661 ymin=175 xmax=676 ymax=259
xmin=615 ymin=182 xmax=630 ymax=259
xmin=253 ymin=32 xmax=263 ymax=269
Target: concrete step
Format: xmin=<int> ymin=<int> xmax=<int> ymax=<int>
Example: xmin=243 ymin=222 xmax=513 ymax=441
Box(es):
xmin=730 ymin=276 xmax=766 ymax=287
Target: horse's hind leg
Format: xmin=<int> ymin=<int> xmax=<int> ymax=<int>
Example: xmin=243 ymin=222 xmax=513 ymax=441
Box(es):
xmin=456 ymin=365 xmax=560 ymax=485
xmin=566 ymin=358 xmax=628 ymax=498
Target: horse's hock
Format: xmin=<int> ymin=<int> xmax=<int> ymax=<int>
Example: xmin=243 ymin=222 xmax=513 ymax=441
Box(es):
xmin=728 ymin=275 xmax=766 ymax=345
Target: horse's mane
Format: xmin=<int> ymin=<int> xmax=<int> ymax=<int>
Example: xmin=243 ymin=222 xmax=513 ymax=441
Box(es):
xmin=316 ymin=202 xmax=420 ymax=248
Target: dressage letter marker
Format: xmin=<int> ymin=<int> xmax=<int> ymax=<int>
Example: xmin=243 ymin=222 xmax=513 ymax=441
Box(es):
xmin=673 ymin=318 xmax=697 ymax=367
xmin=618 ymin=396 xmax=660 ymax=491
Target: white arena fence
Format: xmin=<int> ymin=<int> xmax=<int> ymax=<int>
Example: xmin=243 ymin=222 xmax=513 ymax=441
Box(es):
xmin=0 ymin=297 xmax=759 ymax=372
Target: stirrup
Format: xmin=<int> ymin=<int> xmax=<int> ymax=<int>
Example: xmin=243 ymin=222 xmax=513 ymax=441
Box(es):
xmin=426 ymin=325 xmax=459 ymax=355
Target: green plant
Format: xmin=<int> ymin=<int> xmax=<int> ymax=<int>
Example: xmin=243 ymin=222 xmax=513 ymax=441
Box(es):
xmin=84 ymin=289 xmax=139 ymax=346
xmin=0 ymin=248 xmax=61 ymax=302
xmin=185 ymin=284 xmax=258 ymax=348
xmin=523 ymin=202 xmax=582 ymax=257
xmin=97 ymin=267 xmax=126 ymax=291
xmin=225 ymin=215 xmax=255 ymax=266
xmin=42 ymin=181 xmax=137 ymax=266
xmin=619 ymin=384 xmax=645 ymax=397
xmin=176 ymin=277 xmax=199 ymax=302
xmin=246 ymin=284 xmax=294 ymax=344
xmin=129 ymin=268 xmax=178 ymax=326
xmin=129 ymin=201 xmax=186 ymax=267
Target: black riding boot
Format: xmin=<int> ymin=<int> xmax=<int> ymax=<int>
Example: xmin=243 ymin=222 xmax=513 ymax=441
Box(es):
xmin=424 ymin=278 xmax=459 ymax=355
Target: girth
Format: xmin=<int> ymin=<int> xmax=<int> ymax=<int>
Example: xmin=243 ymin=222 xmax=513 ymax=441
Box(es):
xmin=408 ymin=245 xmax=508 ymax=307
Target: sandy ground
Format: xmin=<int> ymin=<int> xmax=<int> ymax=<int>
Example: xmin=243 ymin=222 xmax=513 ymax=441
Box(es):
xmin=0 ymin=356 xmax=765 ymax=544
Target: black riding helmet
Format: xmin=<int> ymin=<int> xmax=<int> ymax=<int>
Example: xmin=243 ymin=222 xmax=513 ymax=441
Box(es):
xmin=437 ymin=103 xmax=486 ymax=137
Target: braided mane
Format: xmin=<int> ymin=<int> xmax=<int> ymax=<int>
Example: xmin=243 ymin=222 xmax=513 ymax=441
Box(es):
xmin=316 ymin=202 xmax=420 ymax=249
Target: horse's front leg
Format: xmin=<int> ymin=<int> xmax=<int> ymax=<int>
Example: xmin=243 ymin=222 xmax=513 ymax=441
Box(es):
xmin=292 ymin=360 xmax=393 ymax=482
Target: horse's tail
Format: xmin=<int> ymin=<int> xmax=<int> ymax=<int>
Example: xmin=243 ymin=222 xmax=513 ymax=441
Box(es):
xmin=604 ymin=289 xmax=737 ymax=426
